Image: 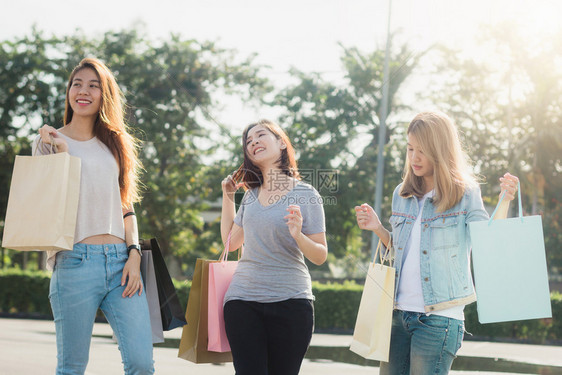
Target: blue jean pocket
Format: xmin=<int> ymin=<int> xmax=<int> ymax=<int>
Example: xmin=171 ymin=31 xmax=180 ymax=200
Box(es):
xmin=417 ymin=314 xmax=450 ymax=332
xmin=55 ymin=251 xmax=85 ymax=269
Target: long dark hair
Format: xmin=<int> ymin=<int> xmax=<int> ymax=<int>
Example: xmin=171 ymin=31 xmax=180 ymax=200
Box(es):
xmin=233 ymin=119 xmax=300 ymax=189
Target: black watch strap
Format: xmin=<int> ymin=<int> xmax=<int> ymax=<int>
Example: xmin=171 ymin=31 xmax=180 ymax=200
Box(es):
xmin=127 ymin=244 xmax=142 ymax=257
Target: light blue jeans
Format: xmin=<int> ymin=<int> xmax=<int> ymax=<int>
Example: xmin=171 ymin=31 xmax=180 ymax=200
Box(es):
xmin=379 ymin=310 xmax=464 ymax=375
xmin=49 ymin=243 xmax=154 ymax=375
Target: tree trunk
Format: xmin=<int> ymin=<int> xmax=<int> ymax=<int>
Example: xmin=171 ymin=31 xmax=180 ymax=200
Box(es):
xmin=38 ymin=252 xmax=46 ymax=270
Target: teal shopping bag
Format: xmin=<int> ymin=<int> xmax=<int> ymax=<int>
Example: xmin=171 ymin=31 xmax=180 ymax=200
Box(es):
xmin=469 ymin=183 xmax=552 ymax=324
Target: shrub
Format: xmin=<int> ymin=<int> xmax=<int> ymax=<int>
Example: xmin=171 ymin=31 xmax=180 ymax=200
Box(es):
xmin=1 ymin=270 xmax=560 ymax=344
xmin=0 ymin=269 xmax=52 ymax=318
xmin=312 ymin=280 xmax=363 ymax=331
xmin=462 ymin=294 xmax=559 ymax=344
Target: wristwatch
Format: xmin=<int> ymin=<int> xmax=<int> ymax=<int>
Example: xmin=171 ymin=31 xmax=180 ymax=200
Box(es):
xmin=127 ymin=244 xmax=142 ymax=257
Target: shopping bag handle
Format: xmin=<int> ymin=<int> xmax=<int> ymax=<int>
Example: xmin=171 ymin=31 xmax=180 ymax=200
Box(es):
xmin=374 ymin=233 xmax=394 ymax=267
xmin=48 ymin=134 xmax=59 ymax=154
xmin=488 ymin=180 xmax=523 ymax=226
xmin=218 ymin=231 xmax=243 ymax=263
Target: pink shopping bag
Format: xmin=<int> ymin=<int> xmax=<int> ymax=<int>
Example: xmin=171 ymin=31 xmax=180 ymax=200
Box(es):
xmin=207 ymin=233 xmax=240 ymax=352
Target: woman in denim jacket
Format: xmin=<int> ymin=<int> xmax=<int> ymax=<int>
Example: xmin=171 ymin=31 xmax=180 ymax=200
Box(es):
xmin=355 ymin=111 xmax=518 ymax=374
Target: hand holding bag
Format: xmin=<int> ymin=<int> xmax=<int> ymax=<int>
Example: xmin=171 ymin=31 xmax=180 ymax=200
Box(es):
xmin=207 ymin=232 xmax=240 ymax=352
xmin=349 ymin=237 xmax=395 ymax=362
xmin=2 ymin=141 xmax=81 ymax=251
xmin=469 ymin=182 xmax=552 ymax=324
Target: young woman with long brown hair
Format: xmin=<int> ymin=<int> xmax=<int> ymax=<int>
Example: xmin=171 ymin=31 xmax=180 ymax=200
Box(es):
xmin=355 ymin=111 xmax=518 ymax=374
xmin=33 ymin=58 xmax=153 ymax=374
xmin=220 ymin=119 xmax=328 ymax=375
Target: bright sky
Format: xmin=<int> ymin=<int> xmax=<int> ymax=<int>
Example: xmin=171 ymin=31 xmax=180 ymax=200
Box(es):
xmin=1 ymin=0 xmax=560 ymax=127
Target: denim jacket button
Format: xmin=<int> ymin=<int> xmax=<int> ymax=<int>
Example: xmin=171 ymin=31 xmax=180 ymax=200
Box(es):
xmin=424 ymin=277 xmax=429 ymax=281
xmin=423 ymin=250 xmax=427 ymax=255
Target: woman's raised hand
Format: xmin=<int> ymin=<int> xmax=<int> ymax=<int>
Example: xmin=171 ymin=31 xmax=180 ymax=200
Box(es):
xmin=355 ymin=203 xmax=382 ymax=232
xmin=38 ymin=124 xmax=68 ymax=153
xmin=222 ymin=174 xmax=244 ymax=196
xmin=499 ymin=172 xmax=519 ymax=201
xmin=285 ymin=205 xmax=303 ymax=240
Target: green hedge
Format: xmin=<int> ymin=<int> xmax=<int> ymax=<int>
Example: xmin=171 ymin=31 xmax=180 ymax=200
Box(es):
xmin=167 ymin=279 xmax=364 ymax=331
xmin=464 ymin=291 xmax=562 ymax=343
xmin=312 ymin=281 xmax=363 ymax=331
xmin=0 ymin=270 xmax=192 ymax=320
xmin=1 ymin=270 xmax=560 ymax=344
xmin=0 ymin=269 xmax=52 ymax=317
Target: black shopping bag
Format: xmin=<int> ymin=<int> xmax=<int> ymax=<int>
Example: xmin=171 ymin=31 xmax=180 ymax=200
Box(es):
xmin=140 ymin=238 xmax=187 ymax=330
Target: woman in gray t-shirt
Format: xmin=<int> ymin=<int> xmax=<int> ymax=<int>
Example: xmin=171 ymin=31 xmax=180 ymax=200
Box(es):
xmin=221 ymin=119 xmax=328 ymax=375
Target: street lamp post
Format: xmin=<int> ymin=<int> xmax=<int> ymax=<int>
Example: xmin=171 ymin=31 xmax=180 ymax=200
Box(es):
xmin=371 ymin=0 xmax=392 ymax=259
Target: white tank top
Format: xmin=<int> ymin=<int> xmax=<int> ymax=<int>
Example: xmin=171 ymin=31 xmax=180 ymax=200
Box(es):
xmin=33 ymin=132 xmax=125 ymax=270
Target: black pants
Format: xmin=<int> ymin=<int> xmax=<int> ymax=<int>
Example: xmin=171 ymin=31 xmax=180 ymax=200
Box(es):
xmin=224 ymin=299 xmax=314 ymax=375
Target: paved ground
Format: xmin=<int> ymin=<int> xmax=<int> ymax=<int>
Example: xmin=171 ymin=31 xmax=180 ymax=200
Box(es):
xmin=1 ymin=318 xmax=561 ymax=374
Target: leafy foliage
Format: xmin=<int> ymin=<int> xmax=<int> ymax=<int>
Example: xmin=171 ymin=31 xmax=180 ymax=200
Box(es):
xmin=273 ymin=37 xmax=424 ymax=261
xmin=1 ymin=23 xmax=561 ymax=277
xmin=429 ymin=24 xmax=562 ymax=271
xmin=0 ymin=28 xmax=268 ymax=273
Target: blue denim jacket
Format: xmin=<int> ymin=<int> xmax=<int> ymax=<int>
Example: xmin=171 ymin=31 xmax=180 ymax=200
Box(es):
xmin=389 ymin=183 xmax=489 ymax=312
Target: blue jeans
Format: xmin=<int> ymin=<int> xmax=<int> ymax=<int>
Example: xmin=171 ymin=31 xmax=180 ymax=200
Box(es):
xmin=379 ymin=310 xmax=464 ymax=375
xmin=49 ymin=243 xmax=154 ymax=375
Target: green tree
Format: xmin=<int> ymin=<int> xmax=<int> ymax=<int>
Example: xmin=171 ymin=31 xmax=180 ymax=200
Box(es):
xmin=91 ymin=30 xmax=269 ymax=272
xmin=0 ymin=28 xmax=70 ymax=269
xmin=0 ymin=28 xmax=269 ymax=273
xmin=274 ymin=39 xmax=423 ymax=270
xmin=428 ymin=23 xmax=562 ymax=272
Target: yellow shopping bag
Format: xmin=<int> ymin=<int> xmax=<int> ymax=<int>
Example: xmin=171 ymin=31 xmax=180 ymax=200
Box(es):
xmin=350 ymin=238 xmax=395 ymax=362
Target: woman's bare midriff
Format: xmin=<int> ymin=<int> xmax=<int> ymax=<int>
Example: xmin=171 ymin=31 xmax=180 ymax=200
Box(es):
xmin=79 ymin=234 xmax=124 ymax=245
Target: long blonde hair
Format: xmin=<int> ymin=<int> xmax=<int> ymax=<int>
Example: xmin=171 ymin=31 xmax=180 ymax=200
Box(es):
xmin=399 ymin=111 xmax=478 ymax=212
xmin=64 ymin=58 xmax=142 ymax=207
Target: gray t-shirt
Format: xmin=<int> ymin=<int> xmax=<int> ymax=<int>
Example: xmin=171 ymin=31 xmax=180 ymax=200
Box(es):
xmin=224 ymin=181 xmax=326 ymax=303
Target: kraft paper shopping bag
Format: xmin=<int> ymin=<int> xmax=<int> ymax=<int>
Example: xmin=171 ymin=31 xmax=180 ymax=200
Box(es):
xmin=207 ymin=233 xmax=239 ymax=352
xmin=178 ymin=258 xmax=232 ymax=363
xmin=2 ymin=152 xmax=81 ymax=251
xmin=469 ymin=183 xmax=552 ymax=324
xmin=350 ymin=238 xmax=395 ymax=362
